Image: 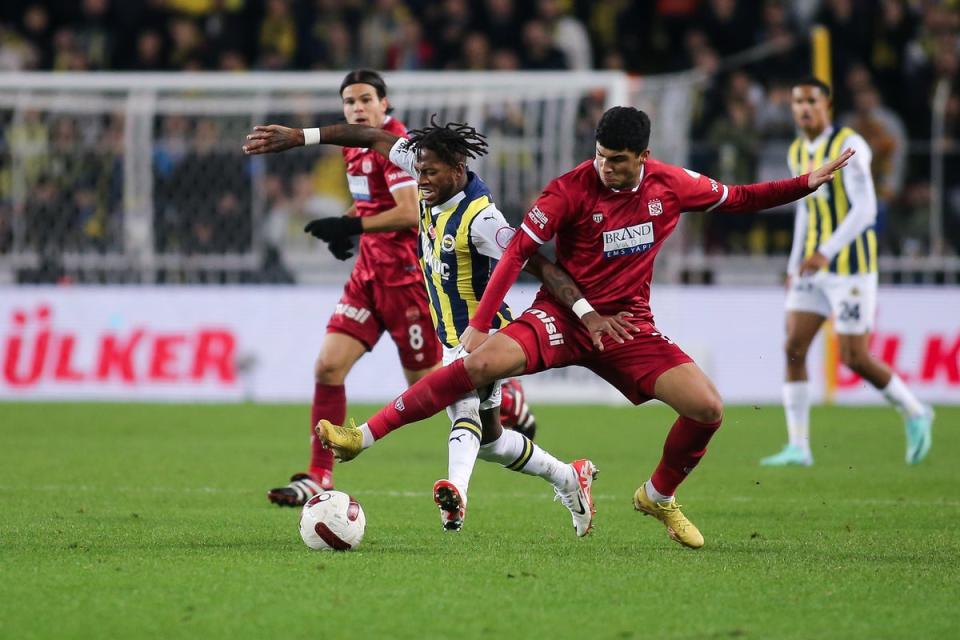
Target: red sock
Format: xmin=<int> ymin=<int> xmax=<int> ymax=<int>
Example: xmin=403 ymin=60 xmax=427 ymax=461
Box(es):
xmin=309 ymin=383 xmax=345 ymax=483
xmin=650 ymin=415 xmax=722 ymax=496
xmin=368 ymin=359 xmax=475 ymax=440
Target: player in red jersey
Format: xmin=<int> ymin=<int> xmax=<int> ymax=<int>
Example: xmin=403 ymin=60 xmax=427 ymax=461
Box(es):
xmin=315 ymin=106 xmax=852 ymax=547
xmin=261 ymin=70 xmax=442 ymax=506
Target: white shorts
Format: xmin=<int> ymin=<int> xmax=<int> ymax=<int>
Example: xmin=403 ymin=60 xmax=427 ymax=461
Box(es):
xmin=785 ymin=272 xmax=878 ymax=335
xmin=442 ymin=343 xmax=501 ymax=410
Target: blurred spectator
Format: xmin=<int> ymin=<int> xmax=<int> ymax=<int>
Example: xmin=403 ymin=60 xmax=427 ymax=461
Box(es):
xmin=73 ymin=0 xmax=113 ymax=70
xmin=521 ymin=19 xmax=566 ymax=70
xmin=480 ymin=0 xmax=523 ymax=53
xmin=387 ymin=17 xmax=434 ymax=70
xmin=20 ymin=4 xmax=52 ymax=68
xmin=536 ymin=0 xmax=592 ymax=71
xmin=460 ymin=32 xmax=491 ymax=70
xmin=700 ymin=0 xmax=754 ymax=56
xmin=360 ymin=0 xmax=409 ymax=69
xmin=257 ymin=0 xmax=296 ymax=70
xmin=133 ymin=29 xmax=167 ymax=71
xmin=841 ymin=84 xmax=907 ymax=206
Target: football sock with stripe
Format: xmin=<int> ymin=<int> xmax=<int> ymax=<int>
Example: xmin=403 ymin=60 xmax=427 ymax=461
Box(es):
xmin=478 ymin=429 xmax=574 ymax=491
xmin=783 ymin=381 xmax=811 ymax=453
xmin=650 ymin=415 xmax=722 ymax=496
xmin=309 ymin=383 xmax=343 ymax=481
xmin=447 ymin=418 xmax=482 ymax=498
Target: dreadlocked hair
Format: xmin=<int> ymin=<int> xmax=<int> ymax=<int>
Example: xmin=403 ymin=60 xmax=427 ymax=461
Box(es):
xmin=407 ymin=115 xmax=489 ymax=167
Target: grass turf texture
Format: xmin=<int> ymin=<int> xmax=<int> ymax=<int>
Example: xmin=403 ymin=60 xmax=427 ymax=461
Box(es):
xmin=1 ymin=403 xmax=957 ymax=640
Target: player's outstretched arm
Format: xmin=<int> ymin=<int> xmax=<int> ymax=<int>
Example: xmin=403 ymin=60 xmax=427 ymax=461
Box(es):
xmin=243 ymin=123 xmax=400 ymax=159
xmin=524 ymin=255 xmax=637 ymax=351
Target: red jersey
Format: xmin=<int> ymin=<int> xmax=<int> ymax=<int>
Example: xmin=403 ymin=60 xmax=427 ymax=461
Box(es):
xmin=469 ymin=157 xmax=814 ymax=330
xmin=342 ymin=116 xmax=420 ymax=286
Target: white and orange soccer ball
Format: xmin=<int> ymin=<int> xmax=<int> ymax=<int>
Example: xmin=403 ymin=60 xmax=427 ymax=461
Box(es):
xmin=299 ymin=490 xmax=366 ymax=551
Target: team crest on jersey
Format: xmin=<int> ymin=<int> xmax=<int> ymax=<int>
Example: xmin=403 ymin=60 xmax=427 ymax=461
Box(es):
xmin=647 ymin=199 xmax=663 ymax=216
xmin=602 ymin=222 xmax=655 ymax=258
xmin=362 ymin=158 xmax=373 ymax=174
xmin=440 ymin=234 xmax=456 ymax=252
xmin=592 ymin=212 xmax=604 ymax=223
xmin=405 ymin=306 xmax=421 ymax=322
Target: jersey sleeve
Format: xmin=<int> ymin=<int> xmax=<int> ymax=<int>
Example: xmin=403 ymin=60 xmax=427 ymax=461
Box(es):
xmin=519 ymin=179 xmax=571 ymax=244
xmin=672 ymin=167 xmax=730 ymax=212
xmin=469 ymin=204 xmax=516 ymax=260
xmin=386 ymin=138 xmax=419 ymax=190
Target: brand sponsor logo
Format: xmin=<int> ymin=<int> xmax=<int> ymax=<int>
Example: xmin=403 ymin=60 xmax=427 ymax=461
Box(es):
xmin=602 ymin=222 xmax=655 ymax=258
xmin=346 ymin=174 xmax=371 ymax=201
xmin=334 ymin=304 xmax=372 ymax=324
xmin=592 ymin=212 xmax=603 ymax=223
xmin=440 ymin=234 xmax=456 ymax=252
xmin=427 ymin=256 xmax=450 ymax=280
xmin=2 ymin=304 xmax=236 ymax=388
xmin=647 ymin=199 xmax=663 ymax=216
xmin=709 ymin=178 xmax=719 ymax=193
xmin=527 ymin=308 xmax=564 ymax=346
xmin=527 ymin=205 xmax=548 ymax=230
xmin=387 ymin=171 xmax=407 ymax=183
xmin=837 ymin=330 xmax=960 ymax=389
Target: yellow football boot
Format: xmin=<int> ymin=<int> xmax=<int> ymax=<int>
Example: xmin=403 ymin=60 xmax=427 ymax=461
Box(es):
xmin=315 ymin=418 xmax=364 ymax=462
xmin=633 ymin=482 xmax=704 ymax=549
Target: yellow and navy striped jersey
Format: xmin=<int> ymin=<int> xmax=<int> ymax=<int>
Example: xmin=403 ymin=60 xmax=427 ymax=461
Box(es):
xmin=418 ymin=172 xmax=513 ymax=348
xmin=788 ymin=127 xmax=878 ymax=275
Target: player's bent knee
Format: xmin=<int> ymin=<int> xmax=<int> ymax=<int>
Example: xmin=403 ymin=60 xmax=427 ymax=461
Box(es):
xmin=314 ymin=356 xmax=350 ymax=384
xmin=692 ymin=393 xmax=724 ymax=425
xmin=463 ymin=353 xmax=503 ymax=388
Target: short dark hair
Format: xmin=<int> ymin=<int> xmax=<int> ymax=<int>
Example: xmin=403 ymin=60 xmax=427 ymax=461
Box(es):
xmin=595 ymin=106 xmax=651 ymax=154
xmin=408 ymin=114 xmax=489 ymax=167
xmin=340 ymin=69 xmax=388 ymax=99
xmin=793 ymin=76 xmax=831 ymax=98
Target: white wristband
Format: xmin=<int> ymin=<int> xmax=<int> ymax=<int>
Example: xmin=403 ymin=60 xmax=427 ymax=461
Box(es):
xmin=571 ymin=298 xmax=594 ymax=319
xmin=303 ymin=128 xmax=321 ymax=146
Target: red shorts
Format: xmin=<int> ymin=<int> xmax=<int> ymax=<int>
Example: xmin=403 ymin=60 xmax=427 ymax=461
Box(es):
xmin=326 ymin=272 xmax=441 ymax=371
xmin=499 ymin=296 xmax=693 ymax=404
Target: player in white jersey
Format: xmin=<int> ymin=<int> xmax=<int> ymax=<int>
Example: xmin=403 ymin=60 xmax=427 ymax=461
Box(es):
xmin=761 ymin=77 xmax=934 ymax=467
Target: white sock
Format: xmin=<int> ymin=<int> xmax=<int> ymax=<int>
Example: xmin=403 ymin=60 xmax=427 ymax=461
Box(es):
xmin=358 ymin=423 xmax=374 ymax=449
xmin=881 ymin=374 xmax=925 ymax=418
xmin=447 ymin=420 xmax=481 ymax=498
xmin=783 ymin=381 xmax=811 ymax=453
xmin=478 ymin=429 xmax=574 ymax=491
xmin=645 ymin=479 xmax=673 ymax=503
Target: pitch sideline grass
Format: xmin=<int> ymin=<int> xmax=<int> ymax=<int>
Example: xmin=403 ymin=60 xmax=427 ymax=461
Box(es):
xmin=0 ymin=402 xmax=956 ymax=640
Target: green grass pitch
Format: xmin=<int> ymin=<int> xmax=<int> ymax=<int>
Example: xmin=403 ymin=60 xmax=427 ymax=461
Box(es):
xmin=1 ymin=402 xmax=957 ymax=639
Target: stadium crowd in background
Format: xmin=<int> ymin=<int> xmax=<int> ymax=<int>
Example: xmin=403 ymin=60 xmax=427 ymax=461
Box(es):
xmin=0 ymin=0 xmax=958 ymax=275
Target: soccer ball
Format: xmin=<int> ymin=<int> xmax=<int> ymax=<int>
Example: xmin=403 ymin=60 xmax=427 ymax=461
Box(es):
xmin=299 ymin=490 xmax=366 ymax=551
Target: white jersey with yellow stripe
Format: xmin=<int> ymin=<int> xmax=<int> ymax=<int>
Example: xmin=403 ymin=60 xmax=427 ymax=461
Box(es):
xmin=786 ymin=126 xmax=877 ymax=276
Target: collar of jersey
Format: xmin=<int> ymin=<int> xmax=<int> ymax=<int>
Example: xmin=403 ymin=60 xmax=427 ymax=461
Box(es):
xmin=430 ymin=190 xmax=467 ymax=215
xmin=593 ymin=160 xmax=644 ymax=192
xmin=804 ymin=124 xmax=835 ymax=151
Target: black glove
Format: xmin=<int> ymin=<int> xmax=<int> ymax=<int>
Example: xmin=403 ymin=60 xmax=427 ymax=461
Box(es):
xmin=304 ymin=216 xmax=363 ymax=244
xmin=326 ymin=235 xmax=354 ymax=261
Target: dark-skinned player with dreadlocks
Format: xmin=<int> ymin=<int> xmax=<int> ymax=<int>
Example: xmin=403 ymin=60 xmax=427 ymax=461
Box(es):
xmin=244 ymin=116 xmax=637 ymax=536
